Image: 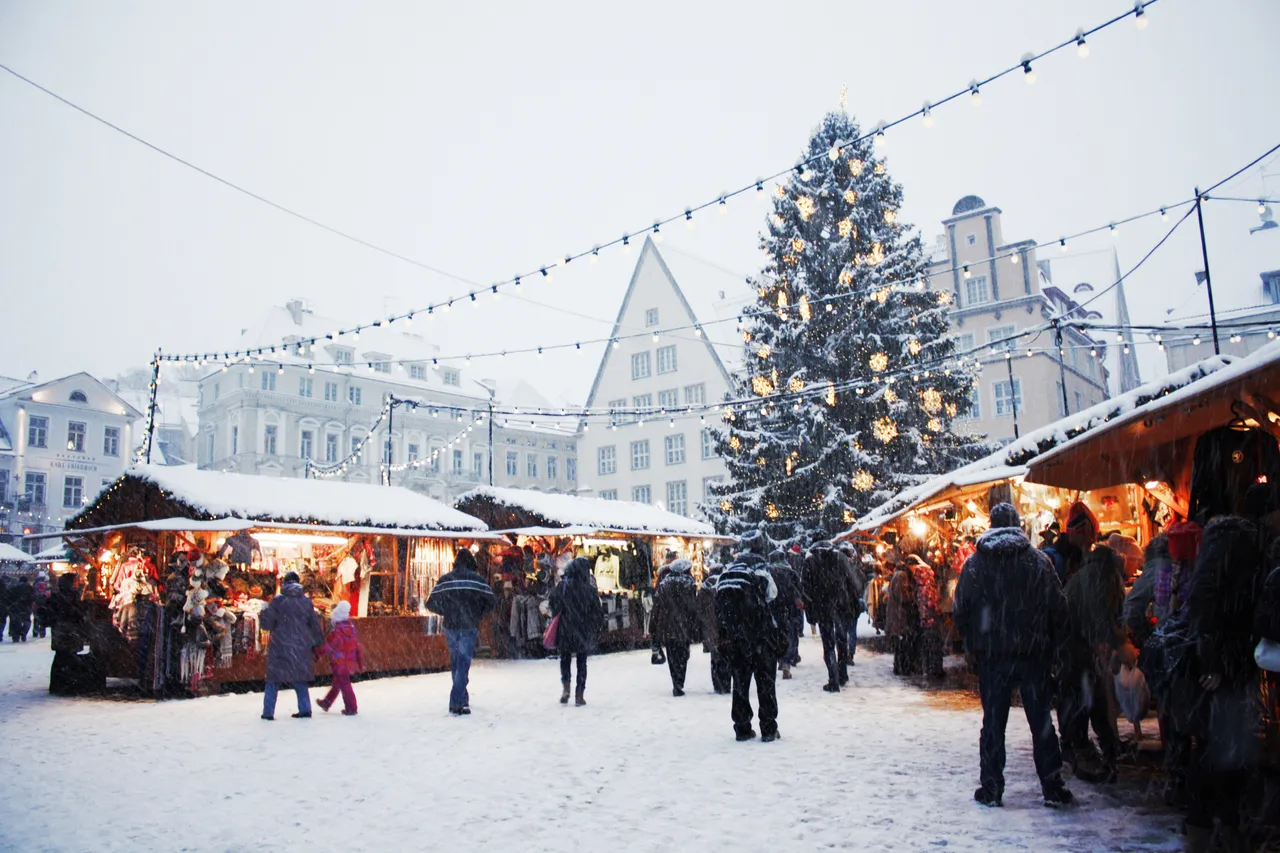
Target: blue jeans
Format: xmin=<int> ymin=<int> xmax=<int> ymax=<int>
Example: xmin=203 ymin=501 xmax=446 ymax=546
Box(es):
xmin=263 ymin=681 xmax=311 ymax=717
xmin=444 ymin=628 xmax=478 ymax=711
xmin=846 ymin=614 xmax=860 ymax=660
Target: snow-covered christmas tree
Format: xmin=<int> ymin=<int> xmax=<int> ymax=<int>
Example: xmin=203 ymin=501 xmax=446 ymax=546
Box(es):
xmin=708 ymin=110 xmax=988 ymax=545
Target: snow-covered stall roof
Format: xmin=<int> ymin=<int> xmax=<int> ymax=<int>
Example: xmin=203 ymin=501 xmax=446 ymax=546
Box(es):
xmin=455 ymin=486 xmax=718 ymax=538
xmin=847 ymin=349 xmax=1246 ymax=533
xmin=70 ymin=464 xmax=490 ymax=534
xmin=1027 ymin=340 xmax=1280 ymax=491
xmin=0 ymin=543 xmax=33 ymax=563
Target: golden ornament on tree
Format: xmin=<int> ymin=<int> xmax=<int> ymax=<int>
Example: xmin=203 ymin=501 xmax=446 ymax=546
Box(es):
xmin=927 ymin=418 xmax=942 ymax=432
xmin=844 ymin=189 xmax=858 ymax=204
xmin=791 ymin=237 xmax=806 ymax=253
xmin=795 ymin=197 xmax=816 ymax=221
xmin=751 ymin=375 xmax=774 ymax=396
xmin=838 ymin=218 xmax=854 ymax=238
xmin=921 ymin=387 xmax=943 ymax=413
xmin=798 ymin=295 xmax=811 ymax=321
xmin=907 ymin=339 xmax=922 ymax=356
xmin=852 ymin=470 xmax=875 ymax=491
xmin=883 ymin=388 xmax=897 ymax=403
xmin=869 ymin=352 xmax=889 ymax=372
xmin=825 ymin=382 xmax=837 ymax=406
xmin=729 ymin=435 xmax=742 ymax=451
xmin=765 ymin=503 xmax=780 ymax=519
xmin=872 ymin=417 xmax=898 ymax=443
xmin=848 ymin=159 xmax=864 ymax=177
xmin=838 ymin=269 xmax=854 ymax=286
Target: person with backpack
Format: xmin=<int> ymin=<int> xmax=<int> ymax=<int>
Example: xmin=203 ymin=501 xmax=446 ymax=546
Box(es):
xmin=651 ymin=558 xmax=700 ymax=696
xmin=715 ymin=531 xmax=783 ymax=742
xmin=803 ymin=541 xmax=853 ymax=692
xmin=549 ymin=557 xmax=604 ymax=706
xmin=954 ymin=503 xmax=1074 ymax=809
xmin=426 ymin=549 xmax=497 ymax=716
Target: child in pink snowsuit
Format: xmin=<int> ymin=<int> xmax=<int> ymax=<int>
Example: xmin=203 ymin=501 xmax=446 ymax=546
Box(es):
xmin=317 ymin=600 xmax=364 ymax=715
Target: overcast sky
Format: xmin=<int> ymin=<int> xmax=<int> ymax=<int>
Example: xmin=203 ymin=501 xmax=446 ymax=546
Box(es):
xmin=1 ymin=0 xmax=1277 ymax=403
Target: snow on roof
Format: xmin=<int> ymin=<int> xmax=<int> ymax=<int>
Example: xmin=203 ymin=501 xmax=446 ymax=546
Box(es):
xmin=0 ymin=543 xmax=33 ymax=563
xmin=456 ymin=485 xmax=716 ymax=537
xmin=117 ymin=464 xmax=489 ymax=533
xmin=849 ymin=348 xmax=1246 ymax=532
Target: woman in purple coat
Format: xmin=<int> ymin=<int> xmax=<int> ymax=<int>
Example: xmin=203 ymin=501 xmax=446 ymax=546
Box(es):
xmin=260 ymin=571 xmax=322 ymax=720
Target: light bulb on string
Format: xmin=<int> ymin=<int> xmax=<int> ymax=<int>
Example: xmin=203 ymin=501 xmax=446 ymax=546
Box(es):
xmin=718 ymin=197 xmax=728 ymax=215
xmin=652 ymin=224 xmax=663 ymax=244
xmin=963 ymin=265 xmax=971 ymax=279
xmin=1076 ymin=30 xmax=1089 ymax=57
xmin=622 ymin=236 xmax=631 ymax=254
xmin=1059 ymin=238 xmax=1068 ymax=252
xmin=492 ymin=285 xmax=500 ymax=300
xmin=685 ymin=210 xmax=695 ymax=229
xmin=1160 ymin=208 xmax=1169 ymax=222
xmin=1010 ymin=251 xmax=1020 ymax=265
xmin=1021 ymin=59 xmax=1036 ymax=85
xmin=874 ymin=125 xmax=886 ymax=149
xmin=591 ymin=248 xmax=600 ymax=264
xmin=921 ymin=103 xmax=933 ymax=129
xmin=1134 ymin=2 xmax=1148 ymax=29
xmin=969 ymin=81 xmax=982 ymax=107
xmin=1260 ymin=201 xmax=1269 ymax=215
xmin=541 ymin=268 xmax=552 ymax=283
xmin=756 ymin=181 xmax=765 ymax=201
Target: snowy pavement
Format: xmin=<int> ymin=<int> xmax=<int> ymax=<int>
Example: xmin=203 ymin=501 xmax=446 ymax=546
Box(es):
xmin=0 ymin=634 xmax=1181 ymax=853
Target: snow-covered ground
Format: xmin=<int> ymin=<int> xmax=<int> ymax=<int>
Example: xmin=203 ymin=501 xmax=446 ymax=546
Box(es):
xmin=0 ymin=634 xmax=1181 ymax=853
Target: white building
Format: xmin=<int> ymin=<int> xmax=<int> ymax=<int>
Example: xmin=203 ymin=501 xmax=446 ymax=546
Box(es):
xmin=195 ymin=300 xmax=578 ymax=502
xmin=577 ymin=238 xmax=742 ymax=518
xmin=1162 ymin=270 xmax=1280 ymax=372
xmin=0 ymin=372 xmax=142 ymax=544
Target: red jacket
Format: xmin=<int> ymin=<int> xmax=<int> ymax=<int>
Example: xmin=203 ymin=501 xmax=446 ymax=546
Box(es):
xmin=321 ymin=620 xmax=365 ymax=675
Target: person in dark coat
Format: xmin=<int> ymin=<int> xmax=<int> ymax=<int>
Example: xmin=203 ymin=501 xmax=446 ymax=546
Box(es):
xmin=0 ymin=577 xmax=10 ymax=639
xmin=650 ymin=550 xmax=680 ymax=662
xmin=697 ymin=567 xmax=730 ymax=694
xmin=1123 ymin=536 xmax=1166 ymax=650
xmin=767 ymin=550 xmax=803 ymax=679
xmin=837 ymin=543 xmax=868 ymax=665
xmin=954 ymin=503 xmax=1074 ymax=808
xmin=549 ymin=557 xmax=603 ymax=706
xmin=1181 ymin=515 xmax=1265 ymax=851
xmin=885 ymin=561 xmax=920 ymax=676
xmin=7 ymin=577 xmax=35 ymax=642
xmin=426 ymin=548 xmax=497 ymax=715
xmin=651 ymin=558 xmax=700 ymax=696
xmin=715 ymin=531 xmax=782 ymax=742
xmin=1059 ymin=545 xmax=1126 ymax=782
xmin=803 ymin=542 xmax=852 ymax=692
xmin=39 ymin=573 xmax=102 ymax=695
xmin=259 ymin=571 xmax=321 ymax=720
xmin=31 ymin=573 xmax=50 ymax=639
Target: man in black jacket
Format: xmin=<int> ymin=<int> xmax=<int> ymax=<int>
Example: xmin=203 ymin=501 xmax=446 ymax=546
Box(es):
xmin=954 ymin=503 xmax=1073 ymax=809
xmin=803 ymin=542 xmax=853 ymax=692
xmin=426 ymin=549 xmax=497 ymax=715
xmin=715 ymin=531 xmax=781 ymax=742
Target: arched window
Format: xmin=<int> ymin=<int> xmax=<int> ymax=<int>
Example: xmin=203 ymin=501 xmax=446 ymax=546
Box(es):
xmin=69 ymin=391 xmax=88 ymax=403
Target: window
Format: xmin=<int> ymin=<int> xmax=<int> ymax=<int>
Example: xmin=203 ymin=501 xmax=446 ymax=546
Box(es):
xmin=373 ymin=361 xmax=391 ymax=374
xmin=566 ymin=457 xmax=577 ymax=483
xmin=658 ymin=389 xmax=679 ymax=410
xmin=702 ymin=429 xmax=717 ymax=459
xmin=526 ymin=454 xmax=538 ymax=478
xmin=473 ymin=452 xmax=484 ymax=478
xmin=69 ymin=390 xmax=88 ymax=403
xmin=206 ymin=431 xmax=215 ymax=463
xmin=633 ymin=394 xmax=653 ymax=418
xmin=956 ymin=333 xmax=975 ymax=354
xmin=300 ymin=430 xmax=314 ymax=460
xmin=987 ymin=325 xmax=1017 ymax=350
xmin=324 ymin=382 xmax=339 ymax=402
xmin=409 ymin=363 xmax=426 ymax=381
xmin=966 ymin=233 xmax=977 ymax=247
xmin=62 ymin=475 xmax=83 ymax=508
xmin=103 ymin=426 xmax=120 ymax=457
xmin=1074 ymin=391 xmax=1084 ymax=412
xmin=299 ymin=377 xmax=313 ymax=398
xmin=264 ymin=425 xmax=278 ymax=455
xmin=326 ymin=434 xmax=339 ymax=463
xmin=684 ymin=383 xmax=706 ymax=406
xmin=25 ymin=471 xmax=46 ymax=506
xmin=657 ymin=345 xmax=678 ymax=374
xmin=1056 ymin=382 xmax=1067 ymax=417
xmin=351 ymin=436 xmax=363 ymax=457
xmin=599 ymin=490 xmax=618 ymax=501
xmin=334 ymin=349 xmax=354 ymax=364
xmin=665 ymin=434 xmax=686 ymax=465
xmin=667 ymin=481 xmax=688 ymax=516
xmin=442 ymin=368 xmax=460 ymax=387
xmin=965 ymin=275 xmax=990 ymax=306
xmin=965 ymin=386 xmax=982 ymax=420
xmin=232 ymin=425 xmax=239 ymax=455
xmin=632 ymin=485 xmax=651 ymax=504
xmin=27 ymin=416 xmax=47 ymax=448
xmin=0 ymin=470 xmax=7 ymax=503
xmin=631 ymin=352 xmax=652 ymax=380
xmin=547 ymin=455 xmax=558 ymax=480
xmin=993 ymin=379 xmax=1023 ymax=417
xmin=608 ymin=398 xmax=628 ymax=426
xmin=213 ymin=383 xmax=220 ymax=401
xmin=703 ymin=475 xmax=724 ymax=500
xmin=631 ymin=439 xmax=650 ymax=470
xmin=348 ymin=386 xmax=362 ymax=406
xmin=453 ymin=449 xmax=464 ymax=475
xmin=506 ymin=451 xmax=519 ymax=477
xmin=645 ymin=308 xmax=660 ymax=327
xmin=261 ymin=371 xmax=277 ymax=391
xmin=66 ymin=422 xmax=86 ymax=453
xmin=597 ymin=446 xmax=617 ymax=476
xmin=408 ymin=443 xmax=420 ymax=464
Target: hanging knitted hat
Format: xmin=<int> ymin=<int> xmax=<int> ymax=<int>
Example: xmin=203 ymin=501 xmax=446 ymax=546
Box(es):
xmin=1065 ymin=501 xmax=1099 ymax=542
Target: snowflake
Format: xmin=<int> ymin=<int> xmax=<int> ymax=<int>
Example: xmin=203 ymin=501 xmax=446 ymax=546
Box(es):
xmin=795 ymin=197 xmax=817 ymax=221
xmin=838 ymin=217 xmax=854 ymax=238
xmin=872 ymin=417 xmax=898 ymax=443
xmin=791 ymin=237 xmax=806 ymax=252
xmin=844 ymin=189 xmax=857 ymax=204
xmin=848 ymin=159 xmax=864 ymax=176
xmin=869 ymin=352 xmax=888 ymax=372
xmin=921 ymin=387 xmax=943 ymax=413
xmin=852 ymin=470 xmax=875 ymax=491
xmin=907 ymin=339 xmax=922 ymax=356
xmin=839 ymin=269 xmax=854 ymax=286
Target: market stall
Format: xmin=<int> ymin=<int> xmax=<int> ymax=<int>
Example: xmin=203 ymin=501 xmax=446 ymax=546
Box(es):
xmin=0 ymin=542 xmax=34 ymax=576
xmin=33 ymin=464 xmax=496 ymax=696
xmin=454 ymin=486 xmax=729 ymax=652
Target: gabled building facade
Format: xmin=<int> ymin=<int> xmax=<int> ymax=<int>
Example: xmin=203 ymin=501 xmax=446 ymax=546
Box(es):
xmin=577 ymin=238 xmax=734 ymax=517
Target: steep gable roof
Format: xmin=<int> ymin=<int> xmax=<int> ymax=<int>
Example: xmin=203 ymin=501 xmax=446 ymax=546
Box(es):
xmin=1 ymin=372 xmax=143 ymax=420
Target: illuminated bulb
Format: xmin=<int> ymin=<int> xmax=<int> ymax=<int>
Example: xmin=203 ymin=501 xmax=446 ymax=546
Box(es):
xmin=1022 ymin=61 xmax=1036 ymax=84
xmin=277 ymin=365 xmax=284 ymax=374
xmin=922 ymin=102 xmax=933 ymax=128
xmin=308 ymin=366 xmax=315 ymax=374
xmin=1269 ymin=330 xmax=1276 ymax=340
xmin=652 ymin=224 xmax=662 ymax=243
xmin=611 ymin=339 xmax=619 ymax=349
xmin=1160 ymin=208 xmax=1169 ymax=222
xmin=828 ymin=145 xmax=840 ymax=161
xmin=756 ymin=181 xmax=765 ymax=200
xmin=874 ymin=129 xmax=886 ymax=149
xmin=652 ymin=332 xmax=660 ymax=343
xmin=970 ymin=82 xmax=982 ymax=107
xmin=537 ymin=348 xmax=544 ymax=358
xmin=492 ymin=285 xmax=500 ymax=300
xmin=685 ymin=211 xmax=695 ymax=229
xmin=591 ymin=248 xmax=599 ymax=264
xmin=1134 ymin=3 xmax=1148 ymax=29
xmin=1076 ymin=32 xmax=1089 ymax=58
xmin=1261 ymin=201 xmax=1269 ymax=215
xmin=353 ymin=331 xmax=360 ymax=341
xmin=1192 ymin=336 xmax=1201 ymax=346
xmin=1060 ymin=238 xmax=1068 ymax=252
xmin=963 ymin=265 xmax=971 ymax=279
xmin=718 ymin=197 xmax=728 ymax=214
xmin=541 ymin=268 xmax=552 ymax=283
xmin=1010 ymin=252 xmax=1020 ymax=265
xmin=1110 ymin=223 xmax=1119 ymax=237
xmin=622 ymin=236 xmax=631 ymax=254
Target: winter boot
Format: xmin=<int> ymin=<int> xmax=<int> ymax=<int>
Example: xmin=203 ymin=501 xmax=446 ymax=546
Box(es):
xmin=973 ymin=786 xmax=1003 ymax=807
xmin=1182 ymin=825 xmax=1211 ymax=853
xmin=822 ymin=682 xmax=840 ymax=693
xmin=781 ymin=664 xmax=792 ymax=680
xmin=761 ymin=730 xmax=781 ymax=743
xmin=735 ymin=728 xmax=757 ymax=742
xmin=560 ymin=684 xmax=570 ymax=705
xmin=574 ymin=689 xmax=586 ymax=707
xmin=1042 ymin=786 xmax=1075 ymax=809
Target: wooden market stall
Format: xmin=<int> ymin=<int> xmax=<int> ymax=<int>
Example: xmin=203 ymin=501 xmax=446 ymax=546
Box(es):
xmin=35 ymin=464 xmax=497 ymax=696
xmin=455 ymin=486 xmax=730 ymax=652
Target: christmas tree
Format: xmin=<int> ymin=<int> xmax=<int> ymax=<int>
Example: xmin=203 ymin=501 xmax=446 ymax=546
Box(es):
xmin=708 ymin=110 xmax=987 ymax=545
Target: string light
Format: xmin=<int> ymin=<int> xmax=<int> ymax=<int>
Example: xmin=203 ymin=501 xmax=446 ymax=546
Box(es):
xmin=921 ymin=102 xmax=933 ymax=129
xmin=969 ymin=81 xmax=982 ymax=107
xmin=1134 ymin=2 xmax=1149 ymax=29
xmin=1076 ymin=29 xmax=1089 ymax=57
xmin=1021 ymin=58 xmax=1036 ymax=84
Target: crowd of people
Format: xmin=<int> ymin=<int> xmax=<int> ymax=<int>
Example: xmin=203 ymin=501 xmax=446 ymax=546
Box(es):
xmin=0 ymin=573 xmax=48 ymax=643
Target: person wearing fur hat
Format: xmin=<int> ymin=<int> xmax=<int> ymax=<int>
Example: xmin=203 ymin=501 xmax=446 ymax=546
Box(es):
xmin=259 ymin=571 xmax=322 ymax=720
xmin=651 ymin=558 xmax=700 ymax=696
xmin=426 ymin=549 xmax=496 ymax=715
xmin=317 ymin=600 xmax=364 ymax=715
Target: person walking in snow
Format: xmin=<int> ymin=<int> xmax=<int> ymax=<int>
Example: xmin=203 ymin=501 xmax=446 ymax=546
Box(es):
xmin=259 ymin=571 xmax=322 ymax=720
xmin=954 ymin=503 xmax=1074 ymax=809
xmin=7 ymin=577 xmax=35 ymax=642
xmin=767 ymin=550 xmax=803 ymax=680
xmin=885 ymin=559 xmax=920 ymax=676
xmin=549 ymin=557 xmax=604 ymax=706
xmin=426 ymin=549 xmax=497 ymax=716
xmin=651 ymin=558 xmax=700 ymax=696
xmin=316 ymin=600 xmax=364 ymax=715
xmin=697 ymin=565 xmax=731 ymax=694
xmin=802 ymin=541 xmax=853 ymax=692
xmin=715 ymin=531 xmax=784 ymax=742
xmin=837 ymin=543 xmax=867 ymax=666
xmin=31 ymin=572 xmax=50 ymax=639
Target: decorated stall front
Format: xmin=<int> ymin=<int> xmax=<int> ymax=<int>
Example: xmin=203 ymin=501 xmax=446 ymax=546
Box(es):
xmin=40 ymin=464 xmax=495 ymax=696
xmin=455 ymin=486 xmax=729 ymax=652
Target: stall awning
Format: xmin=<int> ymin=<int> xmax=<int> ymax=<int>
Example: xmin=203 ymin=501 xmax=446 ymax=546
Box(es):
xmin=493 ymin=525 xmax=733 ymax=542
xmin=843 ymin=465 xmax=1027 ymax=534
xmin=27 ymin=517 xmax=504 ymax=543
xmin=0 ymin=542 xmax=33 ymax=563
xmin=455 ymin=485 xmax=719 ymax=538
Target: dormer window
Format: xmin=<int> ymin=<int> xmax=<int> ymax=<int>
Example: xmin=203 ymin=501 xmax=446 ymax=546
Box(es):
xmin=328 ymin=346 xmax=354 ymax=365
xmin=442 ymin=368 xmax=460 ymax=387
xmin=408 ymin=363 xmax=426 ymax=381
xmin=365 ymin=353 xmax=393 ymax=374
xmin=69 ymin=391 xmax=88 ymax=404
